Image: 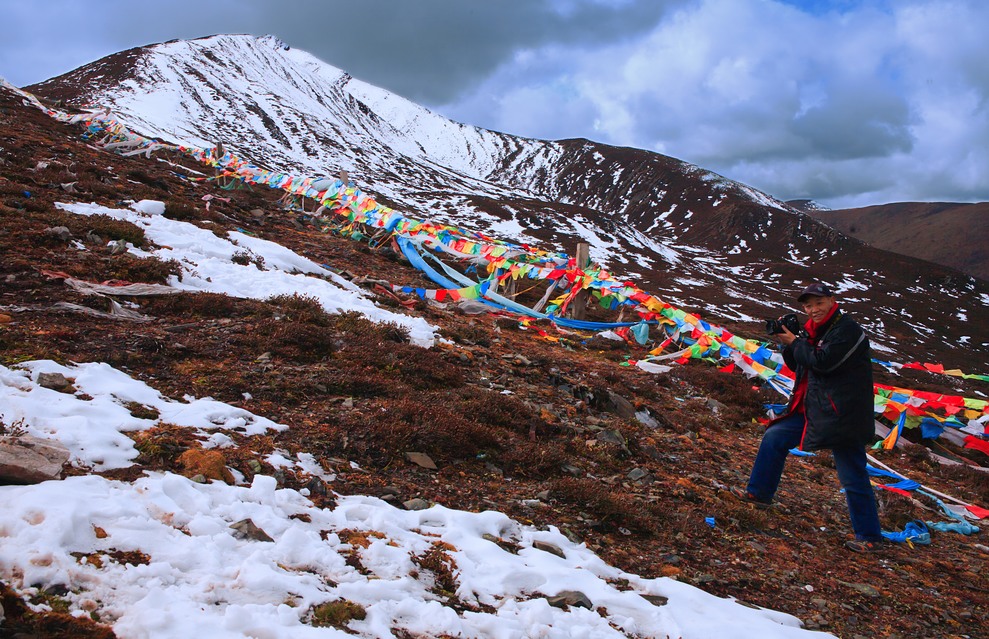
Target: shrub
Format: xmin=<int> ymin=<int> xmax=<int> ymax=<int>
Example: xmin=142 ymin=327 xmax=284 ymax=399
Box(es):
xmin=177 ymin=448 xmax=234 ymax=483
xmin=267 ymin=293 xmax=333 ymax=326
xmin=147 ymin=291 xmax=261 ymax=319
xmin=310 ymin=600 xmax=367 ymax=628
xmin=256 ymin=317 xmax=338 ymax=363
xmin=549 ymin=476 xmax=659 ymax=532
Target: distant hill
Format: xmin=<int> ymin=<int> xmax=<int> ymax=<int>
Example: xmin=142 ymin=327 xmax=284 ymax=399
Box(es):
xmin=800 ymin=201 xmax=989 ymax=281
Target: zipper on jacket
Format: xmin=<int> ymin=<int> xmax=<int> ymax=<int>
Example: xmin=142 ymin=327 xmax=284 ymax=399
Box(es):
xmin=827 ymin=393 xmax=839 ymax=415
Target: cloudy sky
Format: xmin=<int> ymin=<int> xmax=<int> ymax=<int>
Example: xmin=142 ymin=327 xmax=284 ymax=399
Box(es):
xmin=1 ymin=0 xmax=986 ymax=209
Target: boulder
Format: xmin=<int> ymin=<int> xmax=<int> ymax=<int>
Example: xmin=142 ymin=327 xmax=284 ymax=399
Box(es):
xmin=37 ymin=372 xmax=75 ymax=393
xmin=0 ymin=436 xmax=70 ymax=484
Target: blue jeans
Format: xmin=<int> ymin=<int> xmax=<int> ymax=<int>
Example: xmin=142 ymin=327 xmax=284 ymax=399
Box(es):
xmin=746 ymin=413 xmax=882 ymax=541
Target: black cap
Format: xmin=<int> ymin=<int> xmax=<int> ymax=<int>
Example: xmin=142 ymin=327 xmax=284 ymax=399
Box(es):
xmin=797 ymin=282 xmax=834 ymax=302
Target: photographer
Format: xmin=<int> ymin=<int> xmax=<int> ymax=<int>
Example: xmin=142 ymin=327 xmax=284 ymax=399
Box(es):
xmin=731 ymin=282 xmax=884 ymax=553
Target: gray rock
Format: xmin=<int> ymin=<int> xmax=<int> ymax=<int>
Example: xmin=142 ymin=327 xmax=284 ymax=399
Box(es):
xmin=456 ymin=300 xmax=490 ymax=315
xmin=627 ymin=468 xmax=650 ymax=482
xmin=836 ymin=579 xmax=880 ymax=597
xmin=405 ymin=452 xmax=437 ymax=470
xmin=37 ymin=372 xmax=75 ymax=393
xmin=532 ymin=540 xmax=566 ymax=559
xmin=642 ymin=594 xmax=669 ymax=606
xmin=602 ymin=390 xmax=637 ymax=419
xmin=230 ymin=518 xmax=274 ymax=542
xmin=635 ymin=409 xmax=659 ymax=428
xmin=45 ymin=226 xmax=72 ymax=241
xmin=546 ymin=590 xmax=592 ymax=609
xmin=535 ymin=490 xmax=551 ymax=501
xmin=108 ymin=239 xmax=129 ymax=255
xmin=247 ymin=459 xmax=263 ymax=473
xmin=0 ymin=435 xmax=70 ymax=484
xmin=402 ymin=498 xmax=431 ymax=511
xmin=706 ymin=398 xmax=727 ymax=413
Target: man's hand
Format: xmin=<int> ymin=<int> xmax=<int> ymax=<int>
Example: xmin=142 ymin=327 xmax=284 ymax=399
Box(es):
xmin=779 ymin=325 xmax=797 ymax=346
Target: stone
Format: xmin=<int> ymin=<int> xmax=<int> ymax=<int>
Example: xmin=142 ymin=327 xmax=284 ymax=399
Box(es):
xmin=642 ymin=594 xmax=669 ymax=607
xmin=836 ymin=579 xmax=880 ymax=597
xmin=532 ymin=540 xmax=566 ymax=558
xmin=0 ymin=435 xmax=70 ymax=484
xmin=37 ymin=372 xmax=75 ymax=393
xmin=635 ymin=409 xmax=659 ymax=428
xmin=45 ymin=226 xmax=72 ymax=241
xmin=402 ymin=498 xmax=431 ymax=511
xmin=602 ymin=390 xmax=637 ymax=419
xmin=405 ymin=451 xmax=437 ymax=470
xmin=627 ymin=468 xmax=650 ymax=482
xmin=108 ymin=239 xmax=129 ymax=255
xmin=706 ymin=398 xmax=727 ymax=413
xmin=230 ymin=518 xmax=274 ymax=542
xmin=546 ymin=590 xmax=591 ymax=609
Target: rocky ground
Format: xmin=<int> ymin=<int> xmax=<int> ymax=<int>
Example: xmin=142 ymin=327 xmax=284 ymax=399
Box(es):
xmin=1 ymin=87 xmax=988 ymax=639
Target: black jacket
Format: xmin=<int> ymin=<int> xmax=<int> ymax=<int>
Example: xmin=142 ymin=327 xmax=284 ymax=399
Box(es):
xmin=779 ymin=309 xmax=874 ymax=451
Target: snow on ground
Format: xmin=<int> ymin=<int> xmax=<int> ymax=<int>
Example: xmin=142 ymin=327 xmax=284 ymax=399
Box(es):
xmin=54 ymin=201 xmax=436 ymax=346
xmin=0 ymin=362 xmax=830 ymax=639
xmin=0 ymin=361 xmax=283 ymax=471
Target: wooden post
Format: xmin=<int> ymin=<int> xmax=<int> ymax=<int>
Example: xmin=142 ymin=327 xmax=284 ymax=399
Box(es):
xmin=569 ymin=242 xmax=590 ymax=320
xmin=213 ymin=140 xmax=226 ymax=188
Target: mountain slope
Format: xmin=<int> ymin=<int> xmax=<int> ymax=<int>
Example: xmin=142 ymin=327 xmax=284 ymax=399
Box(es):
xmin=2 ymin=57 xmax=989 ymax=639
xmin=28 ymin=34 xmax=989 ymax=369
xmin=806 ymin=202 xmax=989 ymax=281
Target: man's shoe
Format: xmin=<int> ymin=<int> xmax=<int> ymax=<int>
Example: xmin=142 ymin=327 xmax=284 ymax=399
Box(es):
xmin=729 ymin=486 xmax=773 ymax=509
xmin=845 ymin=539 xmax=883 ymax=553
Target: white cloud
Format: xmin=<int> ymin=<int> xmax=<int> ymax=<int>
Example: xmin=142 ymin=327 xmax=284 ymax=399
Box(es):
xmin=440 ymin=0 xmax=989 ymax=207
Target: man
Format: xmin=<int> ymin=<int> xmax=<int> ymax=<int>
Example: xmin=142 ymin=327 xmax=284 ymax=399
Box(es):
xmin=732 ymin=282 xmax=884 ymax=552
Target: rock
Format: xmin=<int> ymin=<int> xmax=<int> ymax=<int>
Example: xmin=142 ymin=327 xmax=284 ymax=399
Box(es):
xmin=532 ymin=540 xmax=566 ymax=558
xmin=247 ymin=459 xmax=263 ymax=474
xmin=405 ymin=451 xmax=437 ymax=470
xmin=229 ymin=518 xmax=274 ymax=542
xmin=456 ymin=300 xmax=490 ymax=315
xmin=37 ymin=372 xmax=75 ymax=393
xmin=190 ymin=474 xmax=207 ymax=483
xmin=0 ymin=435 xmax=70 ymax=484
xmin=706 ymin=398 xmax=727 ymax=413
xmin=535 ymin=490 xmax=551 ymax=501
xmin=642 ymin=594 xmax=669 ymax=606
xmin=836 ymin=579 xmax=880 ymax=597
xmin=635 ymin=409 xmax=659 ymax=428
xmin=600 ymin=390 xmax=637 ymax=419
xmin=546 ymin=590 xmax=592 ymax=609
xmin=402 ymin=498 xmax=431 ymax=511
xmin=108 ymin=239 xmax=129 ymax=255
xmin=627 ymin=468 xmax=650 ymax=482
xmin=45 ymin=226 xmax=72 ymax=241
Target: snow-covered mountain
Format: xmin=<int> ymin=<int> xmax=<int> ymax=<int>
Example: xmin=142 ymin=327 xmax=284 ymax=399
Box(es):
xmin=30 ymin=34 xmax=988 ymax=368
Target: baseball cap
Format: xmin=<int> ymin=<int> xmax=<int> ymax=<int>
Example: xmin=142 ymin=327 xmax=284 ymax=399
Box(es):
xmin=797 ymin=282 xmax=834 ymax=302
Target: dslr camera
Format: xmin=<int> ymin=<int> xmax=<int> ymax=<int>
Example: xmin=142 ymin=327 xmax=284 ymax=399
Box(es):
xmin=765 ymin=312 xmax=802 ymax=336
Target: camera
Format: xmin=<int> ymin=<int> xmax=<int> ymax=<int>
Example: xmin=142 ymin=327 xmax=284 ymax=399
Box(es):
xmin=765 ymin=312 xmax=801 ymax=335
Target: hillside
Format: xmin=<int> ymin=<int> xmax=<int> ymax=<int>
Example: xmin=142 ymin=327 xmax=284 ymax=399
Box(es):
xmin=806 ymin=202 xmax=989 ymax=282
xmin=1 ymin=38 xmax=988 ymax=639
xmin=26 ymin=34 xmax=989 ymax=370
